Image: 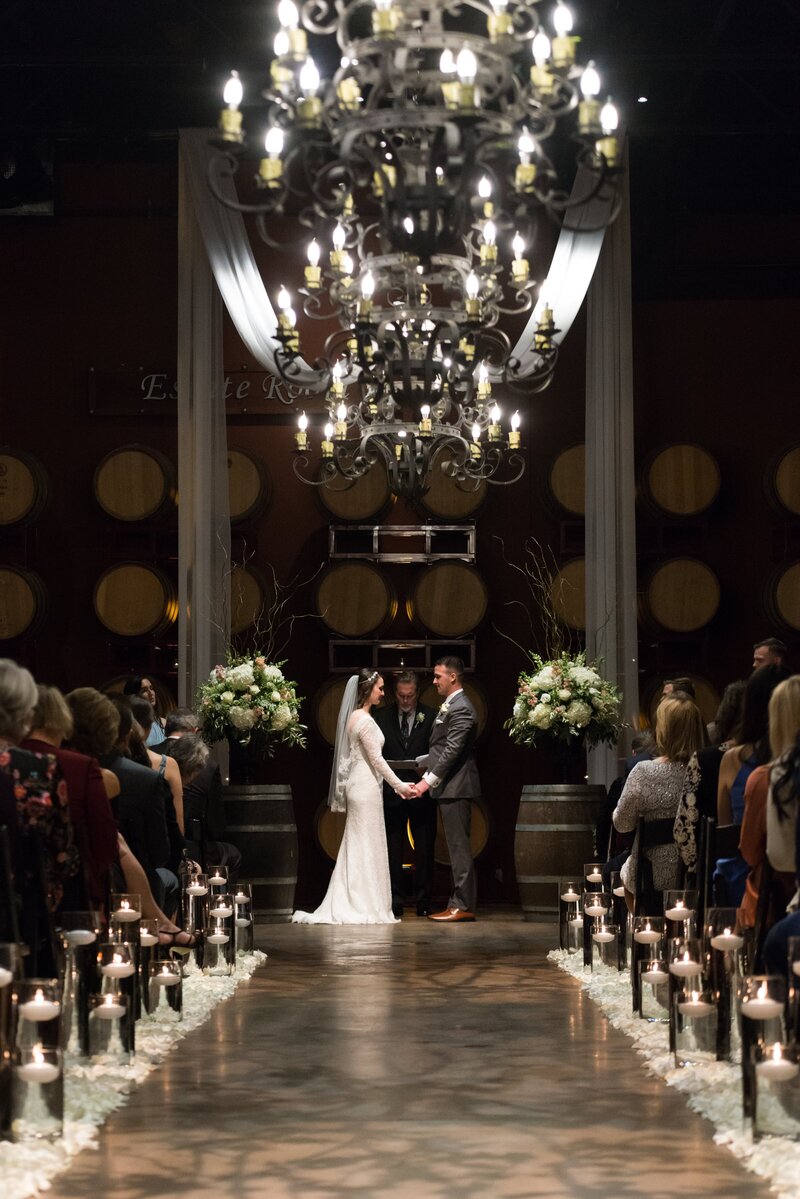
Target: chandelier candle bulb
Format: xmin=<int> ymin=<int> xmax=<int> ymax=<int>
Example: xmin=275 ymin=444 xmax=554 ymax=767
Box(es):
xmin=19 ymin=989 xmax=60 ymax=1022
xmin=419 ymin=405 xmax=432 ymax=435
xmin=578 ymin=62 xmax=602 ymax=135
xmin=456 ymin=48 xmax=478 ymax=109
xmin=297 ymin=57 xmax=322 ymax=122
xmin=489 ymin=405 xmax=502 ymax=442
xmin=551 ymin=3 xmax=576 ymax=68
xmin=278 ymin=0 xmax=307 ymax=54
xmin=321 ymin=424 xmax=334 ymax=458
xmin=488 ymin=0 xmax=512 ymax=40
xmin=295 ymin=412 xmax=308 ymax=451
xmin=336 ymin=75 xmax=361 ymax=110
xmin=372 ymin=0 xmax=399 ymax=36
xmin=509 ymin=412 xmax=521 ymax=448
xmin=270 ymin=33 xmax=293 ymax=88
xmin=258 ymin=126 xmax=284 ymax=187
xmin=219 ymin=71 xmax=243 ymax=142
xmin=477 ymin=362 xmax=492 ymax=400
xmin=478 ymin=176 xmax=494 ymax=218
xmin=757 ymin=1043 xmax=800 ymax=1082
xmin=335 ymin=405 xmax=348 ymax=440
xmin=512 ymin=232 xmax=529 ymax=284
xmin=329 ymin=224 xmax=347 ymax=271
xmin=480 ymin=220 xmax=498 ymax=263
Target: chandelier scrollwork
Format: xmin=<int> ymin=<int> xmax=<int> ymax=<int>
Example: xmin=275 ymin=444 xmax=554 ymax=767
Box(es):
xmin=209 ymin=0 xmax=622 ymax=500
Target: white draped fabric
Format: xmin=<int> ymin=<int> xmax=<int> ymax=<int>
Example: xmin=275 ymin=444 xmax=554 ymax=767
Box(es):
xmin=584 ymin=163 xmax=639 ymax=786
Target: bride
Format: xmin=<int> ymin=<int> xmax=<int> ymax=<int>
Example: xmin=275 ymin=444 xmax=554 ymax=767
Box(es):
xmin=293 ymin=669 xmax=414 ymax=924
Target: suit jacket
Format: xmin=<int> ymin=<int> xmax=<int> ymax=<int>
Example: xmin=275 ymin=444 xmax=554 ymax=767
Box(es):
xmin=372 ymin=702 xmax=437 ymax=807
xmin=416 ymin=689 xmax=481 ymax=799
xmin=101 ymin=753 xmax=171 ymax=893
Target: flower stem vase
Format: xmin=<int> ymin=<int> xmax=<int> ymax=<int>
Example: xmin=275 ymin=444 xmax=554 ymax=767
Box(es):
xmin=514 ymin=784 xmax=606 ymax=919
xmin=227 ymin=732 xmax=271 ymax=786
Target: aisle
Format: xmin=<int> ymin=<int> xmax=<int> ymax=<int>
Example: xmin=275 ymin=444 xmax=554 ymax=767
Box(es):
xmin=48 ymin=917 xmax=766 ymax=1199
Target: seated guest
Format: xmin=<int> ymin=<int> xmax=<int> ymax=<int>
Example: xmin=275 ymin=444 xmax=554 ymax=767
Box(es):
xmin=674 ymin=680 xmax=746 ymax=871
xmin=613 ymin=695 xmax=705 ymax=911
xmin=123 ymin=675 xmax=168 ymax=746
xmin=739 ymin=677 xmax=800 ymax=927
xmin=22 ymin=684 xmax=118 ymax=913
xmin=0 ymin=659 xmax=79 ymax=916
xmin=128 ymin=695 xmax=185 ymax=834
xmin=753 ymin=637 xmax=788 ymax=671
xmin=762 ymin=734 xmax=800 ymax=976
xmin=157 ymin=709 xmax=242 ymax=879
xmin=662 ymin=677 xmax=696 ymax=700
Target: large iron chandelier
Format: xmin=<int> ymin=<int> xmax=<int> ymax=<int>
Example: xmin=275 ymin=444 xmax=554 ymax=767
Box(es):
xmin=210 ymin=0 xmax=621 ymax=500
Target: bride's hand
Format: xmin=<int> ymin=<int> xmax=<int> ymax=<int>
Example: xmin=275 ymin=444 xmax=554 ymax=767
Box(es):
xmin=399 ymin=783 xmax=415 ymax=799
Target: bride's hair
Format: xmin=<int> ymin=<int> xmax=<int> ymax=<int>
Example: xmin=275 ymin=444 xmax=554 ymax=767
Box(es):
xmin=356 ymin=668 xmax=380 ymax=707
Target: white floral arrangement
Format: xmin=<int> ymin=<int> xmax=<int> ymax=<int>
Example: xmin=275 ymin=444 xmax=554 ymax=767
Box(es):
xmin=505 ymin=652 xmax=623 ymax=749
xmin=197 ymin=656 xmax=306 ymax=750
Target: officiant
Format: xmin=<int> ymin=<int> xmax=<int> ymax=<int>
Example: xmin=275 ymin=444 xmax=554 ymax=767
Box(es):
xmin=373 ymin=671 xmax=437 ymax=918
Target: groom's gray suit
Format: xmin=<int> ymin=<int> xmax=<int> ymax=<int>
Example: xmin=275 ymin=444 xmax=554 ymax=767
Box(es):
xmin=416 ymin=688 xmax=481 ymax=913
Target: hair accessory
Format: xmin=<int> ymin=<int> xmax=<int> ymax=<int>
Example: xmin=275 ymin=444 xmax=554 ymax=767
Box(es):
xmin=366 ymin=670 xmax=378 ymax=685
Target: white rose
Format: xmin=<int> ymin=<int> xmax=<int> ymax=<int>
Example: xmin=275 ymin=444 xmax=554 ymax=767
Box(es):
xmin=558 ymin=689 xmax=571 ymax=701
xmin=221 ymin=690 xmax=235 ymax=704
xmin=531 ymin=667 xmax=557 ymax=688
xmin=250 ymin=684 xmax=259 ymax=694
xmin=527 ymin=710 xmax=537 ymax=724
xmin=531 ymin=705 xmax=554 ymax=729
xmin=271 ymin=690 xmax=281 ymax=702
xmin=540 ymin=692 xmax=551 ymax=703
xmin=226 ymin=663 xmax=255 ymax=690
xmin=566 ymin=700 xmax=592 ymax=728
xmin=270 ymin=703 xmax=293 ymax=731
xmin=228 ymin=706 xmax=256 ymax=731
xmin=570 ymin=666 xmax=600 ymax=687
xmin=263 ymin=665 xmax=283 ymax=680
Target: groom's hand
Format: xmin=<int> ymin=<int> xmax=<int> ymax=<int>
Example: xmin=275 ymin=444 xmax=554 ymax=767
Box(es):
xmin=414 ymin=780 xmax=430 ymax=796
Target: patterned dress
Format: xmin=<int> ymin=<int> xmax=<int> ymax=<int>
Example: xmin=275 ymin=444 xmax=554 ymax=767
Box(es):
xmin=612 ymin=759 xmax=687 ymax=892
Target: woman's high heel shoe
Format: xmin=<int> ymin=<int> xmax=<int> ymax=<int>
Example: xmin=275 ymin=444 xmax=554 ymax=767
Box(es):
xmin=158 ymin=928 xmax=201 ymax=954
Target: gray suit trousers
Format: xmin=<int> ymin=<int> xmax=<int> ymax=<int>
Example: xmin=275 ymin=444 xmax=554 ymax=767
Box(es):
xmin=439 ymin=797 xmax=476 ymax=913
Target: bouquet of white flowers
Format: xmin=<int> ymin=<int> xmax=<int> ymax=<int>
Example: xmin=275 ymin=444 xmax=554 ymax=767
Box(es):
xmin=197 ymin=655 xmax=306 ymax=750
xmin=505 ymin=652 xmax=623 ymax=749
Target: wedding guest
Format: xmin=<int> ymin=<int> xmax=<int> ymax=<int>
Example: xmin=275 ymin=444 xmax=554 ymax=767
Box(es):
xmin=414 ymin=657 xmax=481 ymax=922
xmin=613 ymin=695 xmax=705 ymax=911
xmin=662 ymin=677 xmax=696 ymax=700
xmin=718 ymin=664 xmax=789 ymax=825
xmin=739 ymin=676 xmax=800 ymax=927
xmin=128 ymin=695 xmax=185 ymax=834
xmin=674 ymin=679 xmax=746 ymax=870
xmin=373 ymin=671 xmax=438 ymax=917
xmin=753 ymin=637 xmax=788 ymax=671
xmin=123 ymin=675 xmax=168 ymax=745
xmin=155 ymin=708 xmax=241 ymax=877
xmin=0 ymin=659 xmax=79 ymax=917
xmin=22 ymin=684 xmax=118 ymax=912
xmin=762 ymin=735 xmax=800 ymax=976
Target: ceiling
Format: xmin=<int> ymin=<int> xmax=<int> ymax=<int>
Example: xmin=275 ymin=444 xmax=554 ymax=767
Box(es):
xmin=2 ymin=0 xmax=798 ymax=298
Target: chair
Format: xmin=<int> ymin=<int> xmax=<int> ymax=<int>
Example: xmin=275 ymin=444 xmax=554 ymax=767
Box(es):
xmin=697 ymin=818 xmax=742 ymax=915
xmin=0 ymin=825 xmax=21 ymax=944
xmin=633 ymin=816 xmax=683 ymax=916
xmin=753 ymin=859 xmax=790 ymax=972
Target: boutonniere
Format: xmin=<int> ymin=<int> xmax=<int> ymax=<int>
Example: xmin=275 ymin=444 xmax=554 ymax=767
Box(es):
xmin=415 ymin=711 xmax=425 ymax=727
xmin=439 ymin=700 xmax=452 ymax=718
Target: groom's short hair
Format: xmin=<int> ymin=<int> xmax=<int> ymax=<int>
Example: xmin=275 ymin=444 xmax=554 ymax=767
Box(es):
xmin=394 ymin=670 xmax=419 ymax=691
xmin=435 ymin=656 xmax=464 ymax=681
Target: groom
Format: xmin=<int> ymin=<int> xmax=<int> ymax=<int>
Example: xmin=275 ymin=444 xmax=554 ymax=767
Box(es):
xmin=412 ymin=656 xmax=481 ymax=922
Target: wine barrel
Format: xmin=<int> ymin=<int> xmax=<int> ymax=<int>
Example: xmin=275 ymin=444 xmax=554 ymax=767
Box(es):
xmin=419 ymin=679 xmax=489 ymax=739
xmin=315 ymin=802 xmax=348 ymax=861
xmin=316 ymin=562 xmax=397 ymax=637
xmin=550 ymin=558 xmax=585 ymax=630
xmin=762 ymin=562 xmax=800 ymax=632
xmin=409 ymin=562 xmax=488 ymax=637
xmin=93 ymin=445 xmax=176 ymax=522
xmin=0 ymin=447 xmax=49 ymax=527
xmin=421 ymin=449 xmax=487 ymax=520
xmin=642 ymin=675 xmax=720 ymax=728
xmin=641 ymin=444 xmax=720 ymax=518
xmin=434 ymin=795 xmax=492 ymax=865
xmin=0 ymin=566 xmax=47 ymax=640
xmin=222 ymin=784 xmax=297 ymax=919
xmin=765 ymin=446 xmax=800 ymax=518
xmin=228 ymin=447 xmax=271 ymax=523
xmin=93 ymin=563 xmax=178 ymax=637
xmin=515 ymin=784 xmax=605 ymax=917
xmin=230 ymin=565 xmax=272 ymax=635
xmin=319 ymin=464 xmax=392 ymax=522
xmin=548 ymin=444 xmax=585 ymax=516
xmin=640 ymin=558 xmax=720 ymax=632
xmin=314 ymin=676 xmax=352 ymax=746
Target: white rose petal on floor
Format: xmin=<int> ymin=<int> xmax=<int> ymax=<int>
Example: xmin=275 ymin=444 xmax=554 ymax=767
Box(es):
xmin=0 ymin=950 xmax=267 ymax=1199
xmin=548 ymin=948 xmax=800 ymax=1199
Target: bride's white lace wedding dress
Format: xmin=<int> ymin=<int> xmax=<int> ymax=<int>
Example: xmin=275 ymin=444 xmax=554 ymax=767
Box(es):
xmin=292 ymin=712 xmax=405 ymax=925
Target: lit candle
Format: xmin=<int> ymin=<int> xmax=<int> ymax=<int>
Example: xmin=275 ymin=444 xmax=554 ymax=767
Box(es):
xmin=756 ymin=1043 xmax=799 ymax=1082
xmin=102 ymin=953 xmax=135 ymax=979
xmin=480 ymin=219 xmax=497 ymax=264
xmin=584 ymin=901 xmax=609 ymax=918
xmin=297 ymin=57 xmax=322 ymax=123
xmin=586 ymin=869 xmax=603 ymax=884
xmin=669 ymin=951 xmax=702 ymax=978
xmin=219 ymin=71 xmax=243 ymax=142
xmin=330 ymin=223 xmax=347 ymax=271
xmin=530 ymin=31 xmax=554 ymax=95
xmin=95 ymin=994 xmax=125 ymax=1020
xmin=235 ymin=916 xmax=252 ymax=928
xmin=17 ymin=1045 xmax=60 ymax=1085
xmin=63 ymin=929 xmax=96 ymax=947
xmin=642 ymin=964 xmax=669 ymax=986
xmin=372 ymin=0 xmax=399 ymax=35
xmin=515 ymin=131 xmax=538 ymax=191
xmin=278 ymin=0 xmax=307 ymax=55
xmin=207 ymin=930 xmax=230 ymax=945
xmin=488 ymin=404 xmax=502 ymax=443
xmin=211 ymin=904 xmax=233 ymax=919
xmin=140 ymin=928 xmax=159 ymax=947
xmin=296 ymin=411 xmax=309 ymax=451
xmin=569 ymin=915 xmax=584 ymax=931
xmin=322 ymin=422 xmax=335 ymax=458
xmin=633 ymin=922 xmax=661 ymax=945
xmin=336 ymin=75 xmax=361 ymax=110
xmin=270 ymin=31 xmax=293 ymax=88
xmin=335 ymin=402 xmax=348 ymax=440
xmin=508 ymin=411 xmax=521 ymax=449
xmin=456 ymin=47 xmax=478 ymax=109
xmin=208 ymin=872 xmax=227 ymax=886
xmin=154 ymin=965 xmax=181 ymax=987
xmin=560 ymin=887 xmax=580 ymax=903
xmin=440 ymin=49 xmax=460 ymax=110
xmin=597 ymin=99 xmax=619 ymax=165
xmin=113 ymin=899 xmax=141 ymax=922
xmin=551 ymin=2 xmax=575 ymax=69
xmin=511 ymin=232 xmax=529 ymax=284
xmin=186 ymin=882 xmax=208 ymax=897
xmin=234 ymin=891 xmax=250 ymax=905
xmin=477 ymin=361 xmax=492 ymax=400
xmin=741 ymin=983 xmax=784 ymax=1021
xmin=710 ymin=928 xmax=744 ymax=952
xmin=470 ymin=423 xmax=481 ymax=461
xmin=578 ymin=61 xmax=602 ymax=135
xmin=487 ymin=0 xmax=512 ymax=40
xmin=677 ymin=991 xmax=715 ymax=1017
xmin=358 ymin=270 xmax=375 ymax=319
xmin=478 ymin=175 xmax=494 ymax=219
xmin=592 ymin=929 xmax=615 ymax=944
xmin=258 ymin=126 xmax=284 ymax=186
xmin=465 ymin=272 xmax=481 ymax=318
xmin=19 ymin=988 xmax=61 ymax=1021
xmin=419 ymin=404 xmax=432 ymax=436
xmin=665 ymin=900 xmax=694 ymax=921
xmin=305 ymin=239 xmax=322 ymax=289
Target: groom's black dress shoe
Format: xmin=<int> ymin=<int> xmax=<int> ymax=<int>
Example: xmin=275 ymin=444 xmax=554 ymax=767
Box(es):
xmin=392 ymin=905 xmax=404 ymax=919
xmin=416 ymin=903 xmax=431 ymax=917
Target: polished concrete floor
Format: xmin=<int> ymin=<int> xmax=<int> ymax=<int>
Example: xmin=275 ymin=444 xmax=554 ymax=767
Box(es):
xmin=49 ymin=915 xmax=766 ymax=1199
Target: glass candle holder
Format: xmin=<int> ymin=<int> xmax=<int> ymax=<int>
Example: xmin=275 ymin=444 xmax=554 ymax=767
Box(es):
xmin=753 ymin=1042 xmax=800 ymax=1140
xmin=88 ymin=991 xmax=130 ymax=1061
xmin=705 ymin=907 xmax=743 ymax=1062
xmin=234 ymin=884 xmax=254 ymax=954
xmin=97 ymin=940 xmax=138 ymax=1041
xmin=583 ymin=862 xmax=605 ymax=888
xmin=740 ymin=975 xmax=787 ymax=1120
xmin=15 ymin=979 xmax=62 ymax=1055
xmin=139 ymin=920 xmax=159 ymax=1014
xmin=183 ymin=874 xmax=209 ymax=934
xmin=209 ymin=893 xmax=234 ymax=920
xmin=740 ymin=975 xmax=786 ymax=1023
xmin=582 ymin=891 xmax=611 ymax=968
xmin=203 ymin=921 xmax=233 ymax=976
xmin=591 ymin=923 xmax=622 ymax=973
xmin=663 ymin=889 xmax=699 ymax=933
xmin=109 ymin=893 xmax=142 ymax=926
xmin=0 ymin=942 xmax=21 ymax=1140
xmin=558 ymin=878 xmax=582 ymax=950
xmin=787 ymin=937 xmax=800 ymax=1043
xmin=639 ymin=959 xmax=670 ymax=1022
xmin=207 ymin=865 xmax=229 ymax=890
xmin=674 ymin=987 xmax=718 ymax=1067
xmin=631 ymin=917 xmax=665 ymax=1015
xmin=566 ymin=913 xmax=583 ymax=954
xmin=57 ymin=911 xmax=102 ymax=1060
xmin=13 ymin=1044 xmax=63 ymax=1141
xmin=668 ymin=937 xmax=704 ymax=981
xmin=98 ymin=942 xmax=135 ymax=981
xmin=147 ymin=960 xmax=183 ymax=1021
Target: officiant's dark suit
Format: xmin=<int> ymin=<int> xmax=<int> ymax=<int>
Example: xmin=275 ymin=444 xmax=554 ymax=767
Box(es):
xmin=373 ymin=696 xmax=437 ymax=916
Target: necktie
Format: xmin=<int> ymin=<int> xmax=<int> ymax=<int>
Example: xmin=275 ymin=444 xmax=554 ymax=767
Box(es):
xmin=400 ymin=711 xmax=410 ymax=745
